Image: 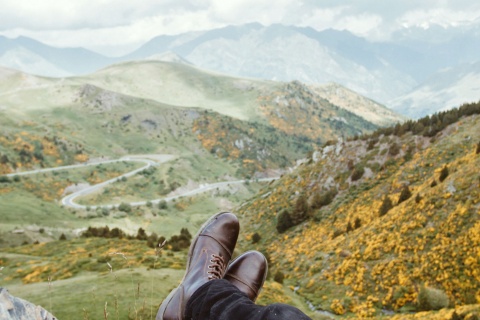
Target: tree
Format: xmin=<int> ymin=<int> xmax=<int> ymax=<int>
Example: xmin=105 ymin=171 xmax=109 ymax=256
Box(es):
xmin=59 ymin=233 xmax=67 ymax=241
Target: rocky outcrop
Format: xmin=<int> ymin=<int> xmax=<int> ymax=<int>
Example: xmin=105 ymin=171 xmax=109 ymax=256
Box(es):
xmin=0 ymin=288 xmax=56 ymax=320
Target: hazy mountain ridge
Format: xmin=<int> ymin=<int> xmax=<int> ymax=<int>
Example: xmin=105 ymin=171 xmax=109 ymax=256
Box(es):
xmin=2 ymin=23 xmax=479 ymax=117
xmin=0 ymin=63 xmax=401 ymax=178
xmin=131 ymin=24 xmax=417 ymax=103
xmin=390 ymin=61 xmax=480 ymax=118
xmin=0 ymin=35 xmax=112 ymax=77
xmin=237 ymin=104 xmax=480 ymax=316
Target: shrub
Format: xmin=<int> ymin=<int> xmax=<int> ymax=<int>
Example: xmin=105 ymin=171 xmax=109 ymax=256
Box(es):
xmin=415 ymin=193 xmax=422 ymax=204
xmin=398 ymin=185 xmax=412 ymax=204
xmin=0 ymin=176 xmax=11 ymax=183
xmin=118 ymin=202 xmax=132 ymax=213
xmin=101 ymin=207 xmax=110 ymax=216
xmin=389 ymin=142 xmax=400 ymax=156
xmin=476 ymin=141 xmax=480 ymax=154
xmin=252 ymin=232 xmax=261 ymax=244
xmin=331 ymin=229 xmax=344 ymax=239
xmin=168 ymin=228 xmax=192 ymax=251
xmin=276 ymin=210 xmax=294 ymax=233
xmin=351 ymin=165 xmax=365 ymax=181
xmin=294 ymin=194 xmax=309 ymax=222
xmin=367 ymin=139 xmax=377 ymax=151
xmin=439 ymin=166 xmax=449 ymax=182
xmin=347 ymin=159 xmax=355 ymax=171
xmin=273 ymin=271 xmax=284 ymax=284
xmin=146 ymin=232 xmax=158 ymax=248
xmin=59 ymin=233 xmax=67 ymax=241
xmin=158 ymin=200 xmax=168 ymax=210
xmin=431 ymin=180 xmax=438 ymax=187
xmin=354 ymin=217 xmax=361 ymax=229
xmin=136 ymin=228 xmax=147 ymax=241
xmin=312 ymin=188 xmax=337 ymax=209
xmin=379 ymin=196 xmax=393 ymax=217
xmin=417 ymin=286 xmax=449 ymax=311
xmin=346 ymin=222 xmax=353 ymax=233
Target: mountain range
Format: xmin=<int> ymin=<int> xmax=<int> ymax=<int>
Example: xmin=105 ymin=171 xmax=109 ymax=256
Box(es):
xmin=0 ymin=60 xmax=402 ymax=179
xmin=2 ymin=22 xmax=479 ymax=118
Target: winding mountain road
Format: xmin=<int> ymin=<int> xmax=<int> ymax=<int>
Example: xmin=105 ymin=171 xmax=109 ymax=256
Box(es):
xmin=3 ymin=155 xmax=276 ymax=210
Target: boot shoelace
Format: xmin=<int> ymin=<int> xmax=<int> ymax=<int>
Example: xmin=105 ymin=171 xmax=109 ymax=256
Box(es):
xmin=207 ymin=254 xmax=226 ymax=280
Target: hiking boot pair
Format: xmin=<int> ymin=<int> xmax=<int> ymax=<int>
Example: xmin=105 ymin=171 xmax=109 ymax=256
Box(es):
xmin=156 ymin=212 xmax=267 ymax=320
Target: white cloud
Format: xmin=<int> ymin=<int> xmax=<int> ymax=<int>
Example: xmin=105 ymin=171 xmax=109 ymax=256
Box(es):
xmin=334 ymin=13 xmax=383 ymax=38
xmin=398 ymin=8 xmax=480 ymax=28
xmin=0 ymin=0 xmax=479 ymax=55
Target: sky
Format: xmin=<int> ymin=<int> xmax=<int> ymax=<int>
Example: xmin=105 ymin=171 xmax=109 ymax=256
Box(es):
xmin=1 ymin=0 xmax=479 ymax=56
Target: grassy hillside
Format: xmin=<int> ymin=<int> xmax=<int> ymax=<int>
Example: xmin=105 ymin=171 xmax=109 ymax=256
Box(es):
xmin=237 ymin=103 xmax=480 ymax=317
xmin=0 ymin=63 xmax=411 ymax=319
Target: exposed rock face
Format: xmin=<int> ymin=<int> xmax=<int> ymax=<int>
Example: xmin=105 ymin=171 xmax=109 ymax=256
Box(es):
xmin=0 ymin=288 xmax=56 ymax=320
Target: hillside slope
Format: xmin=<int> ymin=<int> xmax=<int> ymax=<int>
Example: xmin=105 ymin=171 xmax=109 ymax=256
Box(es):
xmin=80 ymin=61 xmax=405 ymax=126
xmin=237 ymin=103 xmax=480 ymax=317
xmin=0 ymin=63 xmax=403 ymax=177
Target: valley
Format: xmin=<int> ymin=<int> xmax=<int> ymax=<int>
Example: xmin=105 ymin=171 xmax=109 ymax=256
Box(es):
xmin=0 ymin=60 xmax=479 ymax=319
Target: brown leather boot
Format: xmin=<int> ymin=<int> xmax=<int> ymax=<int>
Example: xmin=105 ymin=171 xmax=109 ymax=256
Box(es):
xmin=224 ymin=250 xmax=268 ymax=302
xmin=156 ymin=212 xmax=239 ymax=320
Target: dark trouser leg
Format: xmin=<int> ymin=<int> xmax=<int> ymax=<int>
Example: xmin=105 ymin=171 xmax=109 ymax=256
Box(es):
xmin=185 ymin=279 xmax=311 ymax=320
